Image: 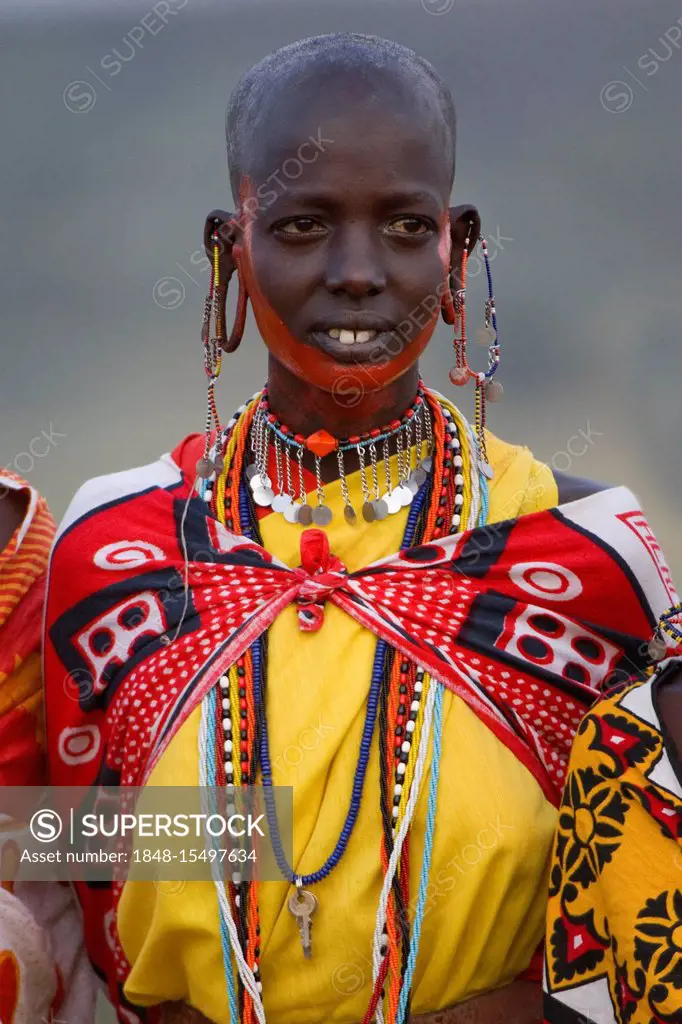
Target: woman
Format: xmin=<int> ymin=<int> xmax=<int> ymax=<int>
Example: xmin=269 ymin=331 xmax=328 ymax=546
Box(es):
xmin=42 ymin=34 xmax=681 ymax=1024
xmin=0 ymin=470 xmax=96 ymax=1023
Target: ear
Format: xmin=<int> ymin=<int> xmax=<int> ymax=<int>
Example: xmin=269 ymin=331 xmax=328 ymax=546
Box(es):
xmin=448 ymin=204 xmax=481 ymax=289
xmin=203 ymin=208 xmax=240 ymax=286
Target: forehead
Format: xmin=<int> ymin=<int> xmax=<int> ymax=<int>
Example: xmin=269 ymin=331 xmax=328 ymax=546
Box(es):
xmin=244 ymin=69 xmax=453 ymax=202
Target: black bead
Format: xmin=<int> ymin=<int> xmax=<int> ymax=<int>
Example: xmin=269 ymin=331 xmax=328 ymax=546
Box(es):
xmin=393 ymin=795 xmax=402 ymax=806
xmin=400 ymin=752 xmax=409 ymax=763
xmin=399 ymin=685 xmax=408 ymax=695
xmin=395 ymin=726 xmax=404 ymax=737
xmin=237 ymin=667 xmax=246 ymax=678
xmin=254 ymin=946 xmax=261 ymax=958
xmin=238 ymin=687 xmax=246 ymax=697
xmin=398 ymin=704 xmax=406 ymax=714
xmin=240 ymin=729 xmax=248 ymax=740
xmin=401 ymin=662 xmax=409 ymax=672
xmin=436 ymin=516 xmax=444 ymax=527
xmin=394 ymin=746 xmax=402 ymax=758
xmin=439 ymin=497 xmax=447 ymax=507
xmin=226 ymin=497 xmax=232 ymax=508
xmin=241 ymin=751 xmax=249 ymax=761
xmin=256 ymin=925 xmax=261 ymax=936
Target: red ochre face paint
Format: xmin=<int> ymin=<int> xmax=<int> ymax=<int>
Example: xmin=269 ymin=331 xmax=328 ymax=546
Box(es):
xmin=236 ymin=179 xmax=453 ymax=397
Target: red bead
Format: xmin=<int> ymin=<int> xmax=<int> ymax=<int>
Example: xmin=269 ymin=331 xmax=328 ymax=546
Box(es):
xmin=415 ymin=396 xmax=423 ymax=405
xmin=348 ymin=435 xmax=360 ymax=444
xmin=240 ymin=740 xmax=249 ymax=752
xmin=406 ymin=409 xmax=414 ymax=418
xmin=389 ymin=420 xmax=400 ymax=430
xmin=240 ymin=699 xmax=247 ymax=710
xmin=281 ymin=425 xmax=290 ymax=435
xmin=294 ymin=434 xmax=305 ymax=445
xmin=369 ymin=428 xmax=381 ymax=439
xmin=268 ymin=414 xmax=276 ymax=424
xmin=440 ymin=485 xmax=448 ymax=496
xmin=396 ymin=715 xmax=405 ymax=726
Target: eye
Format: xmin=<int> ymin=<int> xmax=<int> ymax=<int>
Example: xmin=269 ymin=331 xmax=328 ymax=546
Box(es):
xmin=273 ymin=217 xmax=327 ymax=238
xmin=385 ymin=216 xmax=434 ymax=236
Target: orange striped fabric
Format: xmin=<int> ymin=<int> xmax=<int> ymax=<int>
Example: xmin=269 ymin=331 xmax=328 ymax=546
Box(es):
xmin=0 ymin=469 xmax=55 ymax=786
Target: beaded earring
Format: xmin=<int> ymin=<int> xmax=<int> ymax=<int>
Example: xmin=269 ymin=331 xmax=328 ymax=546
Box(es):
xmin=196 ymin=219 xmax=248 ymax=479
xmin=446 ymin=224 xmax=503 ymax=479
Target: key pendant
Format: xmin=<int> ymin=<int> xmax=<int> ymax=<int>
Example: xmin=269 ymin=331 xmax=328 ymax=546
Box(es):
xmin=288 ymin=888 xmax=317 ymax=959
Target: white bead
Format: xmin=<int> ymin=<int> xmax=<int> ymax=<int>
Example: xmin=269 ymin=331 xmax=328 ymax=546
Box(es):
xmin=234 ymin=895 xmax=240 ymax=906
xmin=204 ymin=489 xmax=213 ymax=502
xmin=401 ymin=740 xmax=411 ymax=753
xmin=455 ymin=493 xmax=464 ymax=506
xmin=455 ymin=474 xmax=464 ymax=486
xmin=222 ymin=698 xmax=230 ymax=710
xmin=222 ymin=717 xmax=230 ymax=730
xmin=411 ymin=700 xmax=420 ymax=712
xmin=256 ymin=982 xmax=263 ymax=994
xmin=224 ymin=740 xmax=233 ymax=753
xmin=451 ymin=515 xmax=461 ymax=527
xmin=452 ymin=438 xmax=460 ymax=448
xmin=220 ymin=675 xmax=230 ymax=688
xmin=232 ymin=872 xmax=242 ymax=885
xmin=454 ymin=456 xmax=463 ymax=467
xmin=406 ymin=720 xmax=416 ymax=733
xmin=394 ymin=783 xmax=403 ymax=795
xmin=397 ymin=763 xmax=406 ymax=775
xmin=392 ymin=806 xmax=400 ymax=818
xmin=225 ymin=719 xmax=232 ymax=732
xmin=414 ymin=680 xmax=423 ymax=693
xmin=225 ymin=759 xmax=233 ymax=772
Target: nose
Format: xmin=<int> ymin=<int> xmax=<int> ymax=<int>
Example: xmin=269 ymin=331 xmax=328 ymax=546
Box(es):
xmin=325 ymin=225 xmax=386 ymax=299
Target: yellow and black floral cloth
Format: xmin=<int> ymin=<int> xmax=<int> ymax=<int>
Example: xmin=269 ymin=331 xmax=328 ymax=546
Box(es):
xmin=544 ymin=665 xmax=682 ymax=1023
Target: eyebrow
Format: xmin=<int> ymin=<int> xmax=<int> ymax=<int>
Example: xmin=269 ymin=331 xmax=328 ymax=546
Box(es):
xmin=265 ymin=187 xmax=443 ymax=210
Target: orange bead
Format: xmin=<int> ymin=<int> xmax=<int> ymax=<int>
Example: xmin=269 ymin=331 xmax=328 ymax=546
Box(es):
xmin=305 ymin=429 xmax=338 ymax=457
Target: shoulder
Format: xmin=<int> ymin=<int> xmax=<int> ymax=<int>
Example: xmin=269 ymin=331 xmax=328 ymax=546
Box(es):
xmin=553 ymin=471 xmax=612 ymax=505
xmin=56 ymin=451 xmax=185 ymax=542
xmin=653 ymin=664 xmax=682 ymax=773
xmin=485 ymin=432 xmax=611 ymax=520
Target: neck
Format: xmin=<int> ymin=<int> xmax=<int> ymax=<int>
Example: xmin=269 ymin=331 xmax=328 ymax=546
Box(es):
xmin=265 ymin=357 xmax=422 ymax=439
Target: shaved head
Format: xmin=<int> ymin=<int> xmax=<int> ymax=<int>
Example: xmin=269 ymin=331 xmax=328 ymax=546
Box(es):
xmin=225 ymin=33 xmax=457 ymax=202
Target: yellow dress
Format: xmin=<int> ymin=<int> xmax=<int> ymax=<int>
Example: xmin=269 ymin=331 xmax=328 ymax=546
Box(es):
xmin=117 ymin=433 xmax=558 ymax=1023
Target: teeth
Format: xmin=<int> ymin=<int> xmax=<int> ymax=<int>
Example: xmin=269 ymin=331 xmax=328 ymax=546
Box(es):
xmin=328 ymin=328 xmax=378 ymax=345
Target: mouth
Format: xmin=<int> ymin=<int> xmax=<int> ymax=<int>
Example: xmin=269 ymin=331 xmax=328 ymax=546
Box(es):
xmin=308 ymin=318 xmax=404 ymax=364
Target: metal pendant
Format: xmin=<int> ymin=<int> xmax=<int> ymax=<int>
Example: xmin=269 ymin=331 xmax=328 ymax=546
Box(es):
xmin=283 ymin=501 xmax=300 ymax=524
xmin=412 ymin=466 xmax=427 ymax=487
xmin=253 ymin=486 xmax=275 ymax=507
xmin=362 ymin=500 xmax=376 ymax=523
xmin=421 ymin=456 xmax=433 ymax=473
xmin=479 ymin=460 xmax=494 ymax=480
xmin=383 ymin=491 xmax=403 ymax=515
xmin=298 ymin=503 xmax=314 ymax=526
xmin=406 ymin=476 xmax=420 ymax=496
xmin=373 ymin=498 xmax=389 ymax=521
xmin=272 ymin=493 xmax=292 ymax=514
xmin=250 ymin=473 xmax=272 ymax=491
xmin=648 ymin=633 xmax=668 ymax=661
xmin=344 ymin=504 xmax=357 ymax=525
xmin=396 ymin=485 xmax=414 ymax=508
xmin=245 ymin=465 xmax=260 ymax=481
xmin=312 ymin=505 xmax=333 ymax=526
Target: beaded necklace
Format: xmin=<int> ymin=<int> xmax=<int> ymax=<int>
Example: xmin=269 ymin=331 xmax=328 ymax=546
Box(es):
xmin=196 ymin=386 xmax=487 ymax=1024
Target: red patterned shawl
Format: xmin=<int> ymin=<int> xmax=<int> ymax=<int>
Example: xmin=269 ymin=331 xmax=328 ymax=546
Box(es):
xmin=42 ymin=443 xmax=679 ymax=1018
